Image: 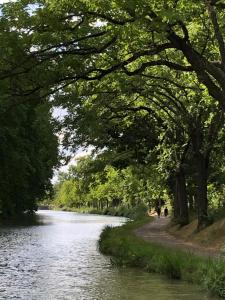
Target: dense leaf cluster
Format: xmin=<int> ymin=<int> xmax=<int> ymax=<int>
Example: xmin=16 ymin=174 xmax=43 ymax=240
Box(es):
xmin=0 ymin=94 xmax=58 ymax=216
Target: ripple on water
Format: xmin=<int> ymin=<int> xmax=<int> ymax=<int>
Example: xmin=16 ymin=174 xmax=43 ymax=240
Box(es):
xmin=0 ymin=211 xmax=219 ymax=300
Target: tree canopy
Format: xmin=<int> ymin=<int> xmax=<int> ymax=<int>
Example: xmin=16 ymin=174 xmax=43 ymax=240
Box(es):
xmin=1 ymin=0 xmax=225 ymax=226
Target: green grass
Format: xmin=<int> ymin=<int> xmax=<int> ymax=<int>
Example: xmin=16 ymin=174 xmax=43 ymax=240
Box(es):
xmin=99 ymin=217 xmax=225 ymax=298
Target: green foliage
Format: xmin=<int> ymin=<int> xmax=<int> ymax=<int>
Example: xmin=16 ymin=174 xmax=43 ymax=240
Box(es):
xmin=202 ymin=259 xmax=225 ymax=297
xmin=54 ymin=180 xmax=79 ymax=208
xmin=52 ymin=154 xmax=170 ymax=213
xmin=0 ymin=95 xmax=58 ymax=217
xmin=103 ymin=203 xmax=148 ymax=219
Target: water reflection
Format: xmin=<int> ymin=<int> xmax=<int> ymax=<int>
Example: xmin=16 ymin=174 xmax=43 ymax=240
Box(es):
xmin=0 ymin=211 xmax=219 ymax=300
xmin=0 ymin=213 xmax=45 ymax=227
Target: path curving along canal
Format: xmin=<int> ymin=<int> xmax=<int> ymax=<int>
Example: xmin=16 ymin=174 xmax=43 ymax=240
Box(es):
xmin=0 ymin=211 xmax=219 ymax=300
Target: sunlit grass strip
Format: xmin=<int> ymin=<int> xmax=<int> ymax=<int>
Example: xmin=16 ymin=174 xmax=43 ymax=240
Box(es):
xmin=98 ymin=217 xmax=225 ymax=298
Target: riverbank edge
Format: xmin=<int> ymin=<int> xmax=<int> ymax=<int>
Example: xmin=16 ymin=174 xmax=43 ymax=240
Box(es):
xmin=98 ymin=217 xmax=225 ymax=298
xmin=49 ymin=204 xmax=147 ymax=219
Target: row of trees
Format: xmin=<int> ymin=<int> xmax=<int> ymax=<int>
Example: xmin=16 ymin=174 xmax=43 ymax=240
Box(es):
xmin=54 ymin=153 xmax=225 ymax=223
xmin=1 ymin=1 xmax=225 ymax=226
xmin=54 ymin=155 xmax=168 ymax=212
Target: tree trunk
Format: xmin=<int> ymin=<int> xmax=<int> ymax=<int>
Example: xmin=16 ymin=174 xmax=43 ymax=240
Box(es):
xmin=173 ymin=178 xmax=180 ymax=221
xmin=191 ymin=127 xmax=209 ymax=230
xmin=188 ymin=195 xmax=194 ymax=212
xmin=167 ymin=175 xmax=180 ymax=222
xmin=195 ymin=152 xmax=209 ymax=230
xmin=176 ymin=168 xmax=189 ymax=226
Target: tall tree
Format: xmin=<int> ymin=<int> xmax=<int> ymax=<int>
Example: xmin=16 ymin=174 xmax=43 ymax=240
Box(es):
xmin=0 ymin=89 xmax=58 ymax=217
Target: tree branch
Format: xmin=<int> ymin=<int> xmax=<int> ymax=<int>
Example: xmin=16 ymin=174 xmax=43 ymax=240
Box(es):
xmin=31 ymin=30 xmax=109 ymax=57
xmin=86 ymin=11 xmax=135 ymax=25
xmin=123 ymin=60 xmax=193 ymax=75
xmin=206 ymin=0 xmax=225 ymax=64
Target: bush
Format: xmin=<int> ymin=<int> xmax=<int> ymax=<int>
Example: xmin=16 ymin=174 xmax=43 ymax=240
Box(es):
xmin=101 ymin=203 xmax=148 ymax=219
xmin=202 ymin=259 xmax=225 ymax=297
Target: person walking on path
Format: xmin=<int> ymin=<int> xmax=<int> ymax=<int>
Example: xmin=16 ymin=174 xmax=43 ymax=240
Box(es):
xmin=156 ymin=206 xmax=161 ymax=218
xmin=164 ymin=207 xmax=168 ymax=217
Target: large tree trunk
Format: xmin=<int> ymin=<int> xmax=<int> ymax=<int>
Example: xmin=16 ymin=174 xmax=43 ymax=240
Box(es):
xmin=195 ymin=152 xmax=209 ymax=230
xmin=176 ymin=168 xmax=189 ymax=226
xmin=188 ymin=195 xmax=194 ymax=212
xmin=173 ymin=184 xmax=180 ymax=221
xmin=191 ymin=127 xmax=209 ymax=230
xmin=169 ymin=174 xmax=180 ymax=221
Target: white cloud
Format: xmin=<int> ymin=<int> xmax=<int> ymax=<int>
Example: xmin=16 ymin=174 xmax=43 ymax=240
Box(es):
xmin=52 ymin=147 xmax=94 ymax=183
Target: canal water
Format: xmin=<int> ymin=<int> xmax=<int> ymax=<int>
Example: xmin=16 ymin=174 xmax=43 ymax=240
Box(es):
xmin=0 ymin=211 xmax=219 ymax=300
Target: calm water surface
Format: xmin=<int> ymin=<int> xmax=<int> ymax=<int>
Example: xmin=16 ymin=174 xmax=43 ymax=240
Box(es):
xmin=0 ymin=210 xmax=219 ymax=300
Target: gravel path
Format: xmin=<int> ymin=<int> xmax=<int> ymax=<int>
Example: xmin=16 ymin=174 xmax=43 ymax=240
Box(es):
xmin=135 ymin=217 xmax=220 ymax=258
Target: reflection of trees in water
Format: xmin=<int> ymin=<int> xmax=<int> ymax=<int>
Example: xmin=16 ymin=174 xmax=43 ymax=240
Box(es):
xmin=0 ymin=212 xmax=44 ymax=227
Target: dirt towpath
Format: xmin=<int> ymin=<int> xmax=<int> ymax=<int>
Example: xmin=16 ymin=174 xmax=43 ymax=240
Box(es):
xmin=135 ymin=217 xmax=220 ymax=258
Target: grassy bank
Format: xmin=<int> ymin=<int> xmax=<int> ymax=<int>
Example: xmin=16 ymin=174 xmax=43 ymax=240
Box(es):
xmin=99 ymin=217 xmax=225 ymax=298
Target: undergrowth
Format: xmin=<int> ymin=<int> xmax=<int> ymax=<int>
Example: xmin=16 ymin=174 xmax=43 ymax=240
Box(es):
xmin=53 ymin=203 xmax=148 ymax=219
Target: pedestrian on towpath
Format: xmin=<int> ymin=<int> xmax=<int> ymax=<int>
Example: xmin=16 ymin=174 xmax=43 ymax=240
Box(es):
xmin=156 ymin=206 xmax=161 ymax=218
xmin=164 ymin=207 xmax=168 ymax=217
